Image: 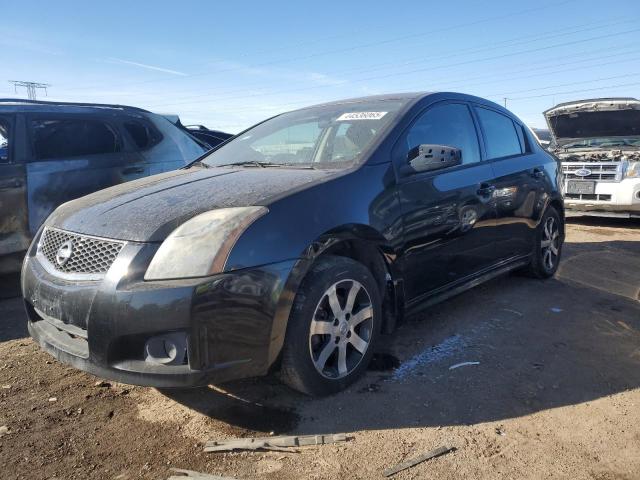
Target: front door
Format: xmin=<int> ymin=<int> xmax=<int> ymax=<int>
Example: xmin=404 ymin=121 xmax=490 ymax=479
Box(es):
xmin=394 ymin=102 xmax=499 ymax=303
xmin=0 ymin=114 xmax=30 ymax=264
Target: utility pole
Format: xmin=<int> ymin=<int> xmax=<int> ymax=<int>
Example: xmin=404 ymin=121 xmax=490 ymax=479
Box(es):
xmin=503 ymin=97 xmax=508 ymax=108
xmin=9 ymin=80 xmax=50 ymax=100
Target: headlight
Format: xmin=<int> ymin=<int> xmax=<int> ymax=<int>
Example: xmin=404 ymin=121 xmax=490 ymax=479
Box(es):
xmin=625 ymin=161 xmax=640 ymax=178
xmin=144 ymin=206 xmax=268 ymax=280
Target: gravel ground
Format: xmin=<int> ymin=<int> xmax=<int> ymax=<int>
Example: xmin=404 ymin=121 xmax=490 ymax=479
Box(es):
xmin=1 ymin=217 xmax=639 ymax=480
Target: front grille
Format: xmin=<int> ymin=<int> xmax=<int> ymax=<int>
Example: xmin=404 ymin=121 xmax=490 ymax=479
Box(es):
xmin=39 ymin=227 xmax=124 ymax=275
xmin=565 ymin=193 xmax=612 ymax=201
xmin=561 ymin=162 xmax=620 ymax=182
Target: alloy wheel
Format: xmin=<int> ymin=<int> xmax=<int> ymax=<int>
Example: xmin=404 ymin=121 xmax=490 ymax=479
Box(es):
xmin=308 ymin=279 xmax=374 ymax=379
xmin=541 ymin=216 xmax=560 ymax=270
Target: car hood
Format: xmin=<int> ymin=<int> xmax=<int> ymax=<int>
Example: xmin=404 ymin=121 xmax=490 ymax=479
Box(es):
xmin=544 ymin=98 xmax=640 ymax=146
xmin=47 ymin=166 xmax=339 ymax=242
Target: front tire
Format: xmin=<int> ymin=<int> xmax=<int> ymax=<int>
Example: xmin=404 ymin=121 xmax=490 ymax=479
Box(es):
xmin=280 ymin=256 xmax=382 ymax=396
xmin=523 ymin=206 xmax=563 ymax=278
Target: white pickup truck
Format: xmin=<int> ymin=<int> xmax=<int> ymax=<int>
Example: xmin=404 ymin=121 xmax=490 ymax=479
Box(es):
xmin=544 ymin=98 xmax=640 ymax=218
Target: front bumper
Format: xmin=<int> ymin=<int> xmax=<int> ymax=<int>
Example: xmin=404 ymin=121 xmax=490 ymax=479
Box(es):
xmin=564 ymin=178 xmax=640 ymax=217
xmin=22 ymin=240 xmax=297 ymax=387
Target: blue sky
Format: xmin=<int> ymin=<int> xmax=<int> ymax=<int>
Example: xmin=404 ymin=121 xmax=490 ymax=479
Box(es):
xmin=1 ymin=0 xmax=639 ymax=132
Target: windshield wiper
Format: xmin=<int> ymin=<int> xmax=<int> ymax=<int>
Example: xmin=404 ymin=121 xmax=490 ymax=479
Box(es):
xmin=216 ymin=161 xmax=283 ymax=168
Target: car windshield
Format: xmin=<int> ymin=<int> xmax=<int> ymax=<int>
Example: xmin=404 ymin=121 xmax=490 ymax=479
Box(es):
xmin=200 ymin=100 xmax=405 ymax=169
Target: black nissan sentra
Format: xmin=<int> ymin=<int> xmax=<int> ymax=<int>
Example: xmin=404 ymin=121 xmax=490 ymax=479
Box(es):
xmin=22 ymin=92 xmax=564 ymax=396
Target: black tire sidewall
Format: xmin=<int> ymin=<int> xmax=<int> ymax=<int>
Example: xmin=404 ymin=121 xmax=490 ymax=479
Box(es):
xmin=534 ymin=206 xmax=563 ymax=277
xmin=281 ymin=256 xmax=382 ymax=396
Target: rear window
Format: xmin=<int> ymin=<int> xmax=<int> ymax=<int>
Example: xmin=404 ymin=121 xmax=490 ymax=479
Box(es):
xmin=31 ymin=118 xmax=121 ymax=160
xmin=124 ymin=120 xmax=162 ymax=150
xmin=475 ymin=107 xmax=523 ymax=159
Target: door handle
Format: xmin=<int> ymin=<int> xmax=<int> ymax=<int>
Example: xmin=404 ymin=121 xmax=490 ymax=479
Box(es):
xmin=121 ymin=166 xmax=145 ymax=175
xmin=530 ymin=168 xmax=545 ymax=179
xmin=0 ymin=178 xmax=23 ymax=190
xmin=477 ymin=183 xmax=496 ymax=197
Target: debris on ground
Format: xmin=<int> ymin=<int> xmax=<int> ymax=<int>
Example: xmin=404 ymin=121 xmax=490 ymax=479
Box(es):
xmin=0 ymin=425 xmax=10 ymax=437
xmin=167 ymin=468 xmax=238 ymax=480
xmin=550 ymin=307 xmax=563 ymax=313
xmin=449 ymin=361 xmax=480 ymax=370
xmin=383 ymin=446 xmax=455 ymax=477
xmin=495 ymin=426 xmax=506 ymax=436
xmin=204 ymin=433 xmax=349 ymax=453
xmin=48 ymin=397 xmax=57 ymax=402
xmin=94 ymin=380 xmax=111 ymax=388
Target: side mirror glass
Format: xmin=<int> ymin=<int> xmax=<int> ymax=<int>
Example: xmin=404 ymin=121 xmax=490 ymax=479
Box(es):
xmin=405 ymin=144 xmax=462 ymax=173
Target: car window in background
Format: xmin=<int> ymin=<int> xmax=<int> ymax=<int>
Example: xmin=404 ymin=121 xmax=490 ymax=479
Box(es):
xmin=201 ymin=100 xmax=405 ymax=168
xmin=475 ymin=108 xmax=523 ymax=159
xmin=31 ymin=118 xmax=121 ymax=160
xmin=405 ymin=103 xmax=481 ymax=165
xmin=124 ymin=120 xmax=162 ymax=150
xmin=0 ymin=119 xmax=9 ymax=163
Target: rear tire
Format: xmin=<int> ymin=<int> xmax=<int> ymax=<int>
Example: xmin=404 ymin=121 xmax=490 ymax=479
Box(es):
xmin=522 ymin=206 xmax=563 ymax=278
xmin=280 ymin=256 xmax=382 ymax=396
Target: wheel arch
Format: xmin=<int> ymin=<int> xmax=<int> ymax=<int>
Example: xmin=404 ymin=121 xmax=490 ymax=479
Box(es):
xmin=266 ymin=224 xmax=403 ymax=368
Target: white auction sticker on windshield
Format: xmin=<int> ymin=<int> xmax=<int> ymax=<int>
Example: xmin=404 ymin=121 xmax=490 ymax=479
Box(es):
xmin=336 ymin=111 xmax=387 ymax=121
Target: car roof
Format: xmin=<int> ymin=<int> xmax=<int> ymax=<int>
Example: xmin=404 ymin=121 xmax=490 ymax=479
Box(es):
xmin=0 ymin=98 xmax=151 ymax=115
xmin=296 ymin=91 xmax=512 ymax=118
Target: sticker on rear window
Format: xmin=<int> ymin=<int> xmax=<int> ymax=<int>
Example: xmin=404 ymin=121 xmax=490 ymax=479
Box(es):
xmin=336 ymin=112 xmax=387 ymax=121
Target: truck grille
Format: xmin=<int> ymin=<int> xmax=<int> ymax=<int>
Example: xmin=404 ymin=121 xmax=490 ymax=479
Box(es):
xmin=38 ymin=227 xmax=124 ymax=275
xmin=561 ymin=162 xmax=621 ymax=182
xmin=565 ymin=193 xmax=612 ymax=201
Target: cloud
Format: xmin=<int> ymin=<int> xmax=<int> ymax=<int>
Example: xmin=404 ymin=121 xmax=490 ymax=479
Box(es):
xmin=106 ymin=58 xmax=187 ymax=76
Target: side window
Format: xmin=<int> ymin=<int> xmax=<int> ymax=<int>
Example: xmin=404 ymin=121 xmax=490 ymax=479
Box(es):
xmin=124 ymin=120 xmax=162 ymax=150
xmin=475 ymin=108 xmax=523 ymax=159
xmin=0 ymin=118 xmax=10 ymax=163
xmin=404 ymin=103 xmax=481 ymax=165
xmin=31 ymin=118 xmax=121 ymax=161
xmin=514 ymin=123 xmax=530 ymax=153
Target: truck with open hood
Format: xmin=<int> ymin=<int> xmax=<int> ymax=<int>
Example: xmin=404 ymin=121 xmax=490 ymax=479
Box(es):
xmin=545 ymin=97 xmax=640 ymax=218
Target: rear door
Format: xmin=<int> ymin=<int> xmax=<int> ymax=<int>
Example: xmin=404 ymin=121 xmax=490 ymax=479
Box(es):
xmin=25 ymin=114 xmax=148 ymax=233
xmin=0 ymin=113 xmax=30 ymax=258
xmin=473 ymin=106 xmax=544 ymax=259
xmin=394 ymin=101 xmax=499 ymax=303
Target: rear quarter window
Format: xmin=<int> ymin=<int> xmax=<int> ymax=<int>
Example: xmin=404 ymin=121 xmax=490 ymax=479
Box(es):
xmin=0 ymin=118 xmax=10 ymax=163
xmin=475 ymin=107 xmax=523 ymax=159
xmin=31 ymin=118 xmax=121 ymax=160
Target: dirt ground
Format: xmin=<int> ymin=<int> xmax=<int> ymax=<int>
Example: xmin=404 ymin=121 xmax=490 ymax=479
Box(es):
xmin=1 ymin=217 xmax=639 ymax=480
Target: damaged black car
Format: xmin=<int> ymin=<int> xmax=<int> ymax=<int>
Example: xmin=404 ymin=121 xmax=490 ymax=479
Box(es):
xmin=22 ymin=92 xmax=564 ymax=396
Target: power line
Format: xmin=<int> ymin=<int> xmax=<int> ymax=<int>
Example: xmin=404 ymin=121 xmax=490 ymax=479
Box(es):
xmin=146 ymin=27 xmax=640 ymax=109
xmin=487 ymin=72 xmax=640 ymax=98
xmin=9 ymin=80 xmax=50 ymax=100
xmin=168 ymin=70 xmax=640 ymax=118
xmin=504 ymin=81 xmax=640 ymax=101
xmin=127 ymin=16 xmax=633 ymax=105
xmin=72 ymin=0 xmax=578 ymax=93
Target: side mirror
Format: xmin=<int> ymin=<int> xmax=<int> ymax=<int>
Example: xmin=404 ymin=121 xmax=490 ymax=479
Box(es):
xmin=406 ymin=144 xmax=462 ymax=173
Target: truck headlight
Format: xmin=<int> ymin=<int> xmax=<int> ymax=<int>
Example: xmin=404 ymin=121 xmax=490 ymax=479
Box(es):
xmin=144 ymin=207 xmax=268 ymax=280
xmin=626 ymin=161 xmax=640 ymax=178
